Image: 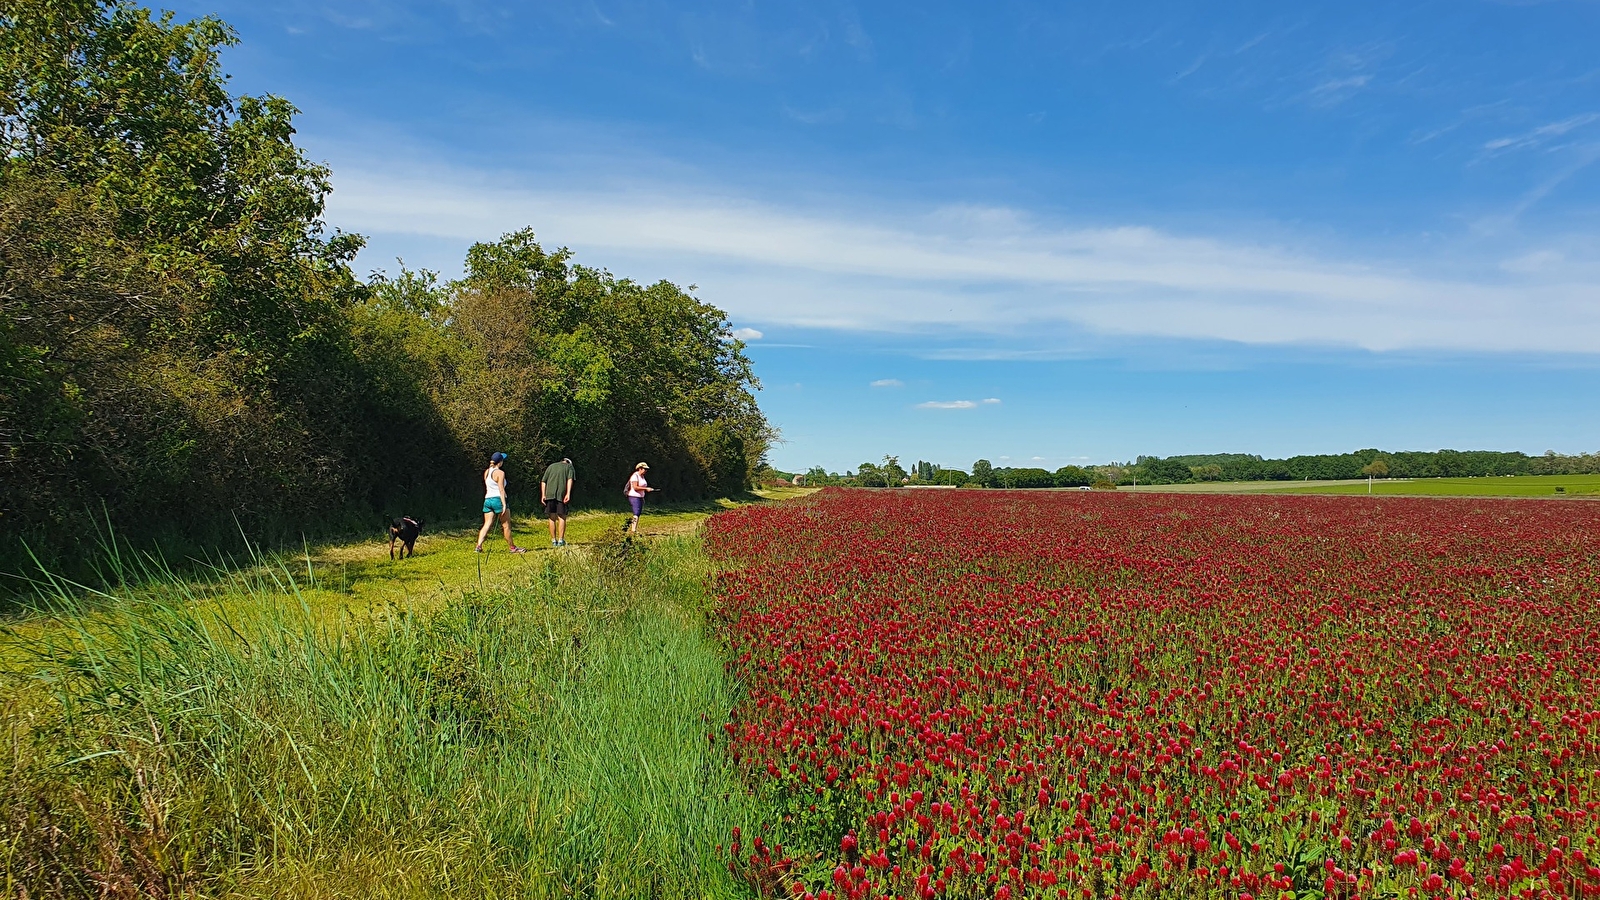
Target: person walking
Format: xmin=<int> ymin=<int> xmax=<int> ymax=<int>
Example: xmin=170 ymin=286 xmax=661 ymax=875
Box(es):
xmin=477 ymin=451 xmax=525 ymax=553
xmin=540 ymin=456 xmax=576 ymax=547
xmin=625 ymin=462 xmax=656 ymax=533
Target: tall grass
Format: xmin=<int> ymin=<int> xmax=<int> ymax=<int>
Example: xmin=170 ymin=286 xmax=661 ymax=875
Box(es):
xmin=1 ymin=533 xmax=780 ymax=898
xmin=0 ymin=493 xmax=477 ymax=610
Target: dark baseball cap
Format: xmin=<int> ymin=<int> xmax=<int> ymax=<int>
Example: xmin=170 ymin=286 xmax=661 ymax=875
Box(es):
xmin=491 ymin=451 xmax=508 ymax=462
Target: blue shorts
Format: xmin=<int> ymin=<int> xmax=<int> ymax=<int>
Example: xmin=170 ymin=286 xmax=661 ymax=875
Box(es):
xmin=629 ymin=495 xmax=644 ymax=516
xmin=482 ymin=497 xmax=504 ymax=515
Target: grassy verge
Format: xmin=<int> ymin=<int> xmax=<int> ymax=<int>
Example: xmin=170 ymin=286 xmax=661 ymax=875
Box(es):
xmin=0 ymin=487 xmax=818 ymax=618
xmin=1 ymin=521 xmax=793 ymax=898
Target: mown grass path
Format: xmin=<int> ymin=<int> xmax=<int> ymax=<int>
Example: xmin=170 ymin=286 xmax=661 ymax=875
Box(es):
xmin=1 ymin=489 xmax=812 ymax=899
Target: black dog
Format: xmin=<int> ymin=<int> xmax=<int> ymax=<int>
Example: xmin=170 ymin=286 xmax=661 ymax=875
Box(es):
xmin=389 ymin=516 xmax=423 ymax=559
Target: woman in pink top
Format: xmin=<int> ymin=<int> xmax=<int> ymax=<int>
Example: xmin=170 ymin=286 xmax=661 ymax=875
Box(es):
xmin=625 ymin=462 xmax=656 ymax=533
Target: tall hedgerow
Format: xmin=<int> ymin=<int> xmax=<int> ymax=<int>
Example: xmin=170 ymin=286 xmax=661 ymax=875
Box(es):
xmin=0 ymin=0 xmax=771 ymax=579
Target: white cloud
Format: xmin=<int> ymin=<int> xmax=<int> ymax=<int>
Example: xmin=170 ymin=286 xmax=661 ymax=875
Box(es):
xmin=731 ymin=327 xmax=763 ymax=340
xmin=1307 ymin=74 xmax=1371 ymax=104
xmin=1501 ymin=250 xmax=1564 ymax=274
xmin=1484 ymin=113 xmax=1600 ymax=154
xmin=981 ymin=397 xmax=1001 ymax=404
xmin=870 ymin=378 xmax=904 ymax=388
xmin=328 ymin=164 xmax=1600 ymax=355
xmin=917 ymin=400 xmax=978 ymax=409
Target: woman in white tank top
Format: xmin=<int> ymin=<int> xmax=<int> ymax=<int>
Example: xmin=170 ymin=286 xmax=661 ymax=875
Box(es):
xmin=626 ymin=461 xmax=656 ymax=533
xmin=476 ymin=451 xmax=525 ymax=552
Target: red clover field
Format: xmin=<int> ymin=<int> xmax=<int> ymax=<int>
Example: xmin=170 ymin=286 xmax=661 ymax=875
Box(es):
xmin=705 ymin=489 xmax=1600 ymax=900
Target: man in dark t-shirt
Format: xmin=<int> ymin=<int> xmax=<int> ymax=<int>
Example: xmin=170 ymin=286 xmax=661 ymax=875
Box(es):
xmin=540 ymin=457 xmax=575 ymax=547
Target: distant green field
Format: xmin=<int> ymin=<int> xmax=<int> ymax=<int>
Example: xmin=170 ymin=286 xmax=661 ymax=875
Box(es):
xmin=1265 ymin=474 xmax=1600 ymax=497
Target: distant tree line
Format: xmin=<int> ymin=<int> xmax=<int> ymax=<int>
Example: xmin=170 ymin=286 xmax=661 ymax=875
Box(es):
xmin=1129 ymin=448 xmax=1593 ymax=484
xmin=800 ymin=458 xmax=1108 ymax=489
xmin=0 ymin=0 xmax=771 ymax=570
xmin=798 ymin=448 xmax=1599 ymax=489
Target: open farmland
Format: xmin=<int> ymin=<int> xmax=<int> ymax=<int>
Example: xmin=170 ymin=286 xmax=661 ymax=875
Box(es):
xmin=1266 ymin=475 xmax=1600 ymax=499
xmin=706 ymin=489 xmax=1600 ymax=900
xmin=1116 ymin=475 xmax=1600 ymax=498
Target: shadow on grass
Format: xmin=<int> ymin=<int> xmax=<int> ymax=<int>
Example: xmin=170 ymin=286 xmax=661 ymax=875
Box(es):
xmin=2 ymin=488 xmax=815 ymax=621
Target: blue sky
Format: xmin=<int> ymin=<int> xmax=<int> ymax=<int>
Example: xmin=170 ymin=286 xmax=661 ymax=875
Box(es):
xmin=179 ymin=0 xmax=1600 ymax=472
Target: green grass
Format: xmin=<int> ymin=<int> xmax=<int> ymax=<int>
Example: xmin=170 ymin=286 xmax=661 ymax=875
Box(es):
xmin=3 ymin=488 xmax=816 ymax=622
xmin=1259 ymin=473 xmax=1600 ymax=497
xmin=0 ymin=487 xmax=817 ymax=619
xmin=0 ymin=498 xmax=809 ymax=898
xmin=1112 ymin=479 xmax=1370 ymax=493
xmin=1104 ymin=475 xmax=1600 ymax=497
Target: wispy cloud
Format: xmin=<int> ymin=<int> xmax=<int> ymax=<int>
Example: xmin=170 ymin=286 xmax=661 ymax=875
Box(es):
xmin=1171 ymin=53 xmax=1208 ymax=82
xmin=322 ymin=9 xmax=376 ymax=29
xmin=731 ymin=327 xmax=763 ymax=340
xmin=981 ymin=397 xmax=1001 ymax=404
xmin=1501 ymin=249 xmax=1564 ymax=274
xmin=1476 ymin=143 xmax=1600 ymax=230
xmin=1483 ymin=113 xmax=1600 ymax=154
xmin=329 ymin=164 xmax=1600 ymax=355
xmin=1233 ymin=31 xmax=1271 ymax=54
xmin=870 ymin=378 xmax=904 ymax=388
xmin=839 ymin=6 xmax=873 ymax=61
xmin=1280 ymin=42 xmax=1391 ymax=109
xmin=1407 ymin=101 xmax=1511 ymax=147
xmin=917 ymin=400 xmax=978 ymax=409
xmin=782 ymin=105 xmax=845 ymax=126
xmin=1305 ymin=74 xmax=1371 ymax=105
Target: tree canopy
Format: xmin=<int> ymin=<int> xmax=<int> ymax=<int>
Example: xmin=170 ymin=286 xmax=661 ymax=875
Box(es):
xmin=0 ymin=0 xmax=771 ymax=570
xmin=794 ymin=447 xmax=1595 ymax=491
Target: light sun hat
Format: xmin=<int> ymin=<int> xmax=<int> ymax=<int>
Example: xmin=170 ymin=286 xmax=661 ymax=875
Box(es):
xmin=636 ymin=461 xmax=650 ymax=469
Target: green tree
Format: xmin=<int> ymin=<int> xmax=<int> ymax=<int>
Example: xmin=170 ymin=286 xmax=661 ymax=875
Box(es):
xmin=1053 ymin=466 xmax=1093 ymax=487
xmin=1136 ymin=456 xmax=1193 ymax=484
xmin=881 ymin=455 xmax=908 ymax=486
xmin=1007 ymin=468 xmax=1055 ymax=488
xmin=444 ymin=229 xmax=769 ymax=498
xmin=2 ymin=0 xmax=364 ymax=368
xmin=972 ymin=459 xmax=994 ymax=485
xmin=1361 ymin=457 xmax=1389 ymax=493
xmin=1 ymin=0 xmax=371 ymax=557
xmin=0 ymin=3 xmax=777 ymax=573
